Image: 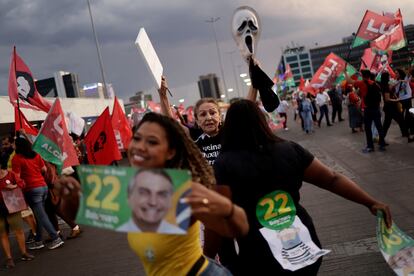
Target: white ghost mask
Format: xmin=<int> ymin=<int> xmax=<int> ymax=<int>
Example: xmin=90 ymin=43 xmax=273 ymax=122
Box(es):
xmin=231 ymin=6 xmax=261 ymax=62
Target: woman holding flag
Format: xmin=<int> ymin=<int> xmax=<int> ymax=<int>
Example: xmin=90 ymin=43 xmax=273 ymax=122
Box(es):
xmin=12 ymin=137 xmax=64 ymax=250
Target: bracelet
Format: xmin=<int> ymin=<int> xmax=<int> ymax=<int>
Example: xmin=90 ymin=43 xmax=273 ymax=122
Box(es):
xmin=224 ymin=203 xmax=235 ymax=220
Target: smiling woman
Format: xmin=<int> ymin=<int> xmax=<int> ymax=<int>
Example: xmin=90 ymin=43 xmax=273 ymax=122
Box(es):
xmin=57 ymin=112 xmax=249 ymax=276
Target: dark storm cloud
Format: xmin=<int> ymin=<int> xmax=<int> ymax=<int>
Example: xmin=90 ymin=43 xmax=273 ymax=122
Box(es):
xmin=1 ymin=0 xmax=413 ymax=105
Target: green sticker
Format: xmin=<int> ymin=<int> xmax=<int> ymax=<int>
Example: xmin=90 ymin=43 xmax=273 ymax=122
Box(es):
xmin=256 ymin=190 xmax=296 ymax=230
xmin=377 ymin=212 xmax=414 ymax=256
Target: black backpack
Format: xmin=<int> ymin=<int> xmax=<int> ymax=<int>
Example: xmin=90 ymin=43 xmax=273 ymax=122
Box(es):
xmin=364 ymin=81 xmax=382 ymax=108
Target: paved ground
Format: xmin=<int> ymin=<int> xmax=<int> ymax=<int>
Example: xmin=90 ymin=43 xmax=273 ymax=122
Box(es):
xmin=1 ymin=108 xmax=413 ymax=275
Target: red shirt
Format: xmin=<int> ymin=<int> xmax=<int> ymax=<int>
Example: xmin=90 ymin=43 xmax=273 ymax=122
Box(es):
xmin=0 ymin=171 xmax=25 ymax=201
xmin=12 ymin=154 xmax=46 ymax=192
xmin=354 ymin=80 xmax=371 ymax=109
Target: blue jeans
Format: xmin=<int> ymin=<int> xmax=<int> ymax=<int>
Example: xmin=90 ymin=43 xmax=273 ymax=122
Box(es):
xmin=24 ymin=186 xmax=58 ymax=241
xmin=200 ymin=257 xmax=233 ymax=276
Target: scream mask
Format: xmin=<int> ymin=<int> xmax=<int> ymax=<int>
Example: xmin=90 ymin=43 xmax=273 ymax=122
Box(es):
xmin=231 ymin=6 xmax=261 ymax=62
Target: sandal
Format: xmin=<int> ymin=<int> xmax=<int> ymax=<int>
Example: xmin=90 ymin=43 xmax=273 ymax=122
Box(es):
xmin=21 ymin=253 xmax=35 ymax=261
xmin=6 ymin=258 xmax=15 ymax=269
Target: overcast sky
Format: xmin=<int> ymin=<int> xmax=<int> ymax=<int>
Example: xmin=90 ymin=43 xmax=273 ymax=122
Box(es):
xmin=1 ymin=0 xmax=413 ymax=105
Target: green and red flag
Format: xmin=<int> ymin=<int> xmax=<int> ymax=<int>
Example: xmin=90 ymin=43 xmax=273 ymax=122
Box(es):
xmin=8 ymin=47 xmax=52 ymax=113
xmin=84 ymin=107 xmax=121 ymax=165
xmin=351 ymin=10 xmax=398 ymax=48
xmin=111 ymin=97 xmax=132 ymax=152
xmin=371 ymin=20 xmax=406 ymax=52
xmin=32 ymin=99 xmax=79 ymax=173
xmin=284 ymin=64 xmax=295 ymax=87
xmin=309 ymin=52 xmax=346 ymax=93
xmin=335 ymin=63 xmax=358 ymax=85
xmin=14 ymin=106 xmax=38 ymax=136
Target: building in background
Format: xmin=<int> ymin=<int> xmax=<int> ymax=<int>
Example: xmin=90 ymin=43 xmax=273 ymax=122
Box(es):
xmin=79 ymin=83 xmax=106 ymax=98
xmin=124 ymin=91 xmax=153 ymax=115
xmin=35 ymin=71 xmax=80 ymax=98
xmin=197 ymin=73 xmax=221 ymax=99
xmin=278 ymin=45 xmax=314 ymax=86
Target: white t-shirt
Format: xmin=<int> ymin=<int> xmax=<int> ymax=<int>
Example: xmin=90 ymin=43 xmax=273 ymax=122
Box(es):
xmin=396 ymin=77 xmax=412 ymax=101
xmin=315 ymin=92 xmax=330 ymax=107
xmin=277 ymin=100 xmax=289 ymax=114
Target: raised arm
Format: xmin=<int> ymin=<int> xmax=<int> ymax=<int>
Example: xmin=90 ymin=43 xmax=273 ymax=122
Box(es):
xmin=303 ymin=158 xmax=392 ymax=228
xmin=158 ymin=76 xmax=174 ymax=118
xmin=344 ymin=70 xmax=356 ymax=85
xmin=246 ymin=85 xmax=258 ymax=102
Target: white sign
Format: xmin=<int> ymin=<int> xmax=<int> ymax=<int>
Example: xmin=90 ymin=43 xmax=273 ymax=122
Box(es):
xmin=135 ymin=28 xmax=163 ymax=89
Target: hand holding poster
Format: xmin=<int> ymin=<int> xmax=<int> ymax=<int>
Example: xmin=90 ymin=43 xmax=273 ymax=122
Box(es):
xmin=76 ymin=165 xmax=192 ymax=234
xmin=377 ymin=212 xmax=414 ymax=275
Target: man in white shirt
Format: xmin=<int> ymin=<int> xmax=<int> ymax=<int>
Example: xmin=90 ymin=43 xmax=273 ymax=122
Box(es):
xmin=315 ymin=89 xmax=332 ymax=127
xmin=276 ymin=99 xmax=290 ymax=130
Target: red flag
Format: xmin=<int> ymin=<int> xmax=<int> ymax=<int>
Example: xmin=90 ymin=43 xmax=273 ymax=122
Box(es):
xmin=284 ymin=64 xmax=293 ymax=80
xmin=146 ymin=101 xmax=161 ymax=113
xmin=85 ymin=107 xmax=121 ymax=165
xmin=111 ymin=97 xmax=132 ymax=151
xmin=370 ymin=20 xmax=406 ymax=52
xmin=185 ymin=106 xmax=194 ymax=124
xmin=360 ymin=48 xmax=393 ymax=73
xmin=352 ymin=10 xmax=398 ymax=48
xmin=299 ymin=77 xmax=305 ymax=91
xmin=360 ymin=48 xmax=376 ymax=70
xmin=32 ymin=99 xmax=79 ymax=172
xmin=309 ymin=53 xmax=346 ymax=93
xmin=14 ymin=107 xmax=38 ymax=136
xmin=8 ymin=47 xmax=52 ymax=113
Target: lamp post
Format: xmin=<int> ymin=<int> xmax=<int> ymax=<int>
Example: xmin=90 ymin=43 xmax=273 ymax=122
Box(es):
xmin=205 ymin=17 xmax=228 ymax=100
xmin=87 ymin=0 xmax=108 ymax=98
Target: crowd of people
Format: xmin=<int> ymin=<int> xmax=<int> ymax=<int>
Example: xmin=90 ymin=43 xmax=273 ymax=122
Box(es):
xmin=285 ymin=67 xmax=414 ymax=153
xmin=0 ymin=132 xmax=82 ymax=269
xmin=2 ymin=62 xmax=412 ymax=274
xmin=56 ymin=62 xmax=395 ymax=275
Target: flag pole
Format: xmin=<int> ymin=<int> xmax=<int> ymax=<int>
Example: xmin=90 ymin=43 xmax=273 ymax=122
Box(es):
xmin=87 ymin=0 xmax=109 ymax=98
xmin=346 ymin=10 xmax=368 ymax=63
xmin=14 ymin=46 xmax=23 ymax=130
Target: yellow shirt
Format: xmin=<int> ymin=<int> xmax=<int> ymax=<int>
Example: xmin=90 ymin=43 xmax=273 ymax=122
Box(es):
xmin=127 ymin=221 xmax=208 ymax=276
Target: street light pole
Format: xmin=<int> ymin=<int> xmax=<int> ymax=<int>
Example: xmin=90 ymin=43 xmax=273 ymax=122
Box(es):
xmin=87 ymin=0 xmax=108 ymax=98
xmin=227 ymin=50 xmax=240 ymax=98
xmin=205 ymin=17 xmax=228 ymax=100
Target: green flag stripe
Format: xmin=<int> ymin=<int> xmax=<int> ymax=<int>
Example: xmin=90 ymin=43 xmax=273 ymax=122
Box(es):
xmin=351 ymin=36 xmax=369 ymax=48
xmin=32 ymin=134 xmax=63 ymax=171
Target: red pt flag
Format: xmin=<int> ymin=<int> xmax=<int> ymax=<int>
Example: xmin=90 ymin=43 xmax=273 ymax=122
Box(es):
xmin=85 ymin=107 xmax=121 ymax=165
xmin=111 ymin=97 xmax=132 ymax=151
xmin=8 ymin=47 xmax=51 ymax=113
xmin=14 ymin=106 xmax=38 ymax=136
